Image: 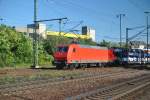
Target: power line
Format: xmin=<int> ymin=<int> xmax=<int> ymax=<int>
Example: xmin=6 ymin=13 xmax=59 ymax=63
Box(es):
xmin=127 ymin=0 xmax=144 ymax=12
xmin=128 ymin=28 xmax=146 ymax=41
xmin=51 ymin=0 xmax=118 ymax=25
xmin=0 ymin=18 xmax=3 ymax=21
xmin=36 ymin=17 xmax=68 ymax=36
xmin=104 ymin=36 xmax=126 ymax=40
xmin=125 ymin=25 xmax=150 ymax=53
xmin=128 ymin=25 xmax=146 ymax=30
xmin=0 ymin=18 xmax=3 ymax=24
xmin=63 ymin=21 xmax=83 ymax=34
xmin=44 ymin=0 xmax=66 ymax=17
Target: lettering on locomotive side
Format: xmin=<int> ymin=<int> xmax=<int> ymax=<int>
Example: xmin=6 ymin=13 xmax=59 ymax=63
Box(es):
xmin=127 ymin=57 xmax=150 ymax=63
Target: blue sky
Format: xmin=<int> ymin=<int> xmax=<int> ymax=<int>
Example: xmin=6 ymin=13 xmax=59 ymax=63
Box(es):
xmin=0 ymin=0 xmax=150 ymax=42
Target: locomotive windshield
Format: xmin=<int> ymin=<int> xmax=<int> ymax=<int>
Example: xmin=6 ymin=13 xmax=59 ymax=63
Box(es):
xmin=57 ymin=46 xmax=68 ymax=52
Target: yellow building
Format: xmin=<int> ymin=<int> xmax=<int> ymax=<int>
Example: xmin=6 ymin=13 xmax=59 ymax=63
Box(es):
xmin=17 ymin=23 xmax=95 ymax=40
xmin=47 ymin=31 xmax=90 ymax=39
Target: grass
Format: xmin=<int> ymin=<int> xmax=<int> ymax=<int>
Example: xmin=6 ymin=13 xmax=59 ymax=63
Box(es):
xmin=0 ymin=69 xmax=84 ymax=85
xmin=35 ymin=70 xmax=83 ymax=78
xmin=0 ymin=63 xmax=31 ymax=69
xmin=0 ymin=75 xmax=16 ymax=85
xmin=0 ymin=62 xmax=54 ymax=69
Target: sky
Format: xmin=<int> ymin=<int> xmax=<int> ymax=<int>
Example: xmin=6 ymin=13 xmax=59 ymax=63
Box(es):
xmin=0 ymin=0 xmax=150 ymax=42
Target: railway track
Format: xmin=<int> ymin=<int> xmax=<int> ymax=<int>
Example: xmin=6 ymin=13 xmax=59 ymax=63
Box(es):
xmin=66 ymin=73 xmax=150 ymax=100
xmin=0 ymin=69 xmax=149 ymax=100
xmin=0 ymin=70 xmax=136 ymax=93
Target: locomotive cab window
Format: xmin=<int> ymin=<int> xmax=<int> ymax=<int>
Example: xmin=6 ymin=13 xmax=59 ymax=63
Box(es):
xmin=57 ymin=46 xmax=68 ymax=52
xmin=73 ymin=48 xmax=76 ymax=52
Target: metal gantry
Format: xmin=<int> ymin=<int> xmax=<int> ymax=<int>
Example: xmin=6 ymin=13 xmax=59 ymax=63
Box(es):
xmin=36 ymin=17 xmax=68 ymax=36
xmin=117 ymin=14 xmax=125 ymax=47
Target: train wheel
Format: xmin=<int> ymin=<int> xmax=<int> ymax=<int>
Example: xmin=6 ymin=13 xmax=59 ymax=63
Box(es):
xmin=101 ymin=63 xmax=105 ymax=67
xmin=56 ymin=64 xmax=62 ymax=69
xmin=69 ymin=64 xmax=75 ymax=70
xmin=81 ymin=64 xmax=87 ymax=69
xmin=74 ymin=64 xmax=79 ymax=69
xmin=96 ymin=63 xmax=102 ymax=67
xmin=63 ymin=65 xmax=68 ymax=70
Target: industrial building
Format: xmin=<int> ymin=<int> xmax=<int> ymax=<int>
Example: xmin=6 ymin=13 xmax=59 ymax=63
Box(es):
xmin=15 ymin=23 xmax=96 ymax=41
xmin=47 ymin=25 xmax=96 ymax=41
xmin=15 ymin=23 xmax=47 ymax=39
xmin=82 ymin=26 xmax=96 ymax=41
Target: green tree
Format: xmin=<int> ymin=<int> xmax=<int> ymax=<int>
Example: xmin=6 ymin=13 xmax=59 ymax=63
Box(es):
xmin=98 ymin=40 xmax=111 ymax=47
xmin=0 ymin=25 xmax=33 ymax=67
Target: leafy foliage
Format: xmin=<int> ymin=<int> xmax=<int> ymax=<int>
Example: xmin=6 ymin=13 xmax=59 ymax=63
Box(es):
xmin=98 ymin=40 xmax=111 ymax=47
xmin=98 ymin=40 xmax=122 ymax=48
xmin=0 ymin=25 xmax=33 ymax=67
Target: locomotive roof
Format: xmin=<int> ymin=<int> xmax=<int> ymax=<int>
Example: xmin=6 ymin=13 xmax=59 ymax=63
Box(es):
xmin=57 ymin=44 xmax=108 ymax=50
xmin=79 ymin=44 xmax=108 ymax=49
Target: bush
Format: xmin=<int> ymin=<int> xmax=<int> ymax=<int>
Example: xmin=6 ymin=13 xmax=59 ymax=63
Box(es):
xmin=0 ymin=25 xmax=33 ymax=67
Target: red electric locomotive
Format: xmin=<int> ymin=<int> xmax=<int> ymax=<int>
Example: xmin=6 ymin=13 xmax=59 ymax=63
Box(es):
xmin=54 ymin=44 xmax=116 ymax=69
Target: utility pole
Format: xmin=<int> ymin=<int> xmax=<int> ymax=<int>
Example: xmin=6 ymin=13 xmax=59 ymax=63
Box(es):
xmin=117 ymin=14 xmax=125 ymax=47
xmin=126 ymin=28 xmax=129 ymax=49
xmin=126 ymin=28 xmax=129 ymax=64
xmin=32 ymin=0 xmax=67 ymax=68
xmin=32 ymin=0 xmax=39 ymax=68
xmin=0 ymin=18 xmax=3 ymax=24
xmin=0 ymin=18 xmax=3 ymax=21
xmin=59 ymin=19 xmax=63 ymax=36
xmin=144 ymin=11 xmax=150 ymax=64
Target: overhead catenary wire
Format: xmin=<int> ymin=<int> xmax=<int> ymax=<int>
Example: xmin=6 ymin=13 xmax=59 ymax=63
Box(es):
xmin=127 ymin=0 xmax=145 ymax=12
xmin=34 ymin=0 xmax=132 ymax=43
xmin=128 ymin=25 xmax=150 ymax=41
xmin=50 ymin=0 xmax=118 ymax=26
xmin=0 ymin=17 xmax=4 ymax=24
xmin=44 ymin=0 xmax=67 ymax=17
xmin=63 ymin=21 xmax=83 ymax=33
xmin=49 ymin=0 xmax=123 ymax=42
xmin=39 ymin=1 xmax=85 ymax=37
xmin=41 ymin=0 xmax=85 ymax=33
xmin=38 ymin=0 xmax=68 ymax=32
xmin=41 ymin=1 xmax=84 ymax=34
xmin=104 ymin=36 xmax=126 ymax=40
xmin=128 ymin=28 xmax=147 ymax=41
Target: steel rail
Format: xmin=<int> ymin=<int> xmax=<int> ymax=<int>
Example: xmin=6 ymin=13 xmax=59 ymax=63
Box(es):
xmin=0 ymin=70 xmax=140 ymax=95
xmin=66 ymin=74 xmax=150 ymax=100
